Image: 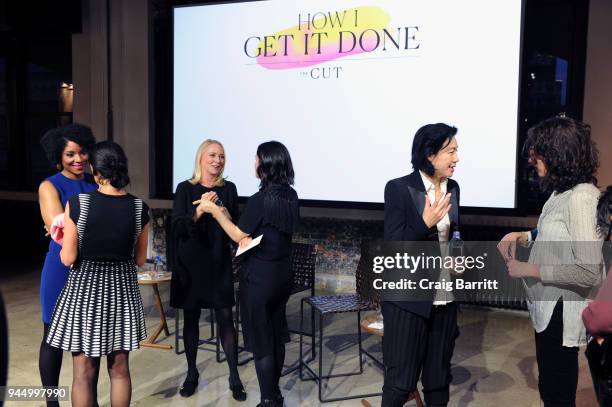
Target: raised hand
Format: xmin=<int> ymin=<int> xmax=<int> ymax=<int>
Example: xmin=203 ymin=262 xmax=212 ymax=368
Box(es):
xmin=200 ymin=191 xmax=218 ymax=204
xmin=422 ymin=190 xmax=452 ymax=228
xmin=197 ymin=199 xmax=217 ymax=214
xmin=194 ymin=192 xmax=219 ymax=220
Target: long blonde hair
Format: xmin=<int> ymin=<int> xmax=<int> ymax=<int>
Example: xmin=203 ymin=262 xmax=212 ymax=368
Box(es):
xmin=188 ymin=139 xmax=226 ymax=186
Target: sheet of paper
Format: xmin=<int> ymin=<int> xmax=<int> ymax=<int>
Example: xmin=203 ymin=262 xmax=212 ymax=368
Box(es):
xmin=368 ymin=321 xmax=384 ymax=330
xmin=235 ymin=234 xmax=263 ymax=257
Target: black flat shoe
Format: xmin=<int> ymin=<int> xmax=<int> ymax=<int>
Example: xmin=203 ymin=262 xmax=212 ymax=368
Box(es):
xmin=229 ymin=379 xmax=247 ymax=401
xmin=179 ymin=372 xmax=199 ymax=397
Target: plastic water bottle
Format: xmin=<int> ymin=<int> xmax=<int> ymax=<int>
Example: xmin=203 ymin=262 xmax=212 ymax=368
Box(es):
xmin=450 ymin=230 xmax=463 ymax=258
xmin=154 ymin=255 xmax=164 ymax=279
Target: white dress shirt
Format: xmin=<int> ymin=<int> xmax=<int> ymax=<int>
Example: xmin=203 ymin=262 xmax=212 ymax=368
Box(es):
xmin=419 ymin=171 xmax=453 ymax=304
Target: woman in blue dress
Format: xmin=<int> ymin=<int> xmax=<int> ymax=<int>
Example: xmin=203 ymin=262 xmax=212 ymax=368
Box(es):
xmin=38 ymin=124 xmax=97 ymax=406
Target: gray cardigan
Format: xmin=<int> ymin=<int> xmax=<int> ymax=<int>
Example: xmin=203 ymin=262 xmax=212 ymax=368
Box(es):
xmin=524 ymin=183 xmax=603 ymax=347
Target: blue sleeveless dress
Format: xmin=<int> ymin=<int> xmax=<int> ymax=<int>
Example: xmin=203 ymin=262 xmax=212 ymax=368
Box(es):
xmin=40 ymin=172 xmax=97 ymax=324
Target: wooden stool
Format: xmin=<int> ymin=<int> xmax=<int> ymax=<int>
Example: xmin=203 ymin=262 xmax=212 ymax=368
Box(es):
xmin=359 ymin=314 xmax=424 ymax=407
xmin=138 ymin=273 xmax=173 ymax=350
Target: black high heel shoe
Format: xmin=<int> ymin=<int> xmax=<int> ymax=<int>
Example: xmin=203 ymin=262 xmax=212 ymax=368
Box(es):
xmin=256 ymin=395 xmax=283 ymax=407
xmin=229 ymin=378 xmax=247 ymax=401
xmin=179 ymin=372 xmax=199 ymax=397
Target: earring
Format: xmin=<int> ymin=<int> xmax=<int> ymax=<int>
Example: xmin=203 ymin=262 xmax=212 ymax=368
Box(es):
xmin=56 ymin=164 xmax=62 ymax=170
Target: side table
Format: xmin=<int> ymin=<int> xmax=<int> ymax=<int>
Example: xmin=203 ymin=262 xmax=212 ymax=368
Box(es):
xmin=138 ymin=273 xmax=173 ymax=350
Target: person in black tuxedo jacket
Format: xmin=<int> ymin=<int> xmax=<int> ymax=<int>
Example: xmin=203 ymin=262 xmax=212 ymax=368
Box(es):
xmin=382 ymin=123 xmax=460 ymax=407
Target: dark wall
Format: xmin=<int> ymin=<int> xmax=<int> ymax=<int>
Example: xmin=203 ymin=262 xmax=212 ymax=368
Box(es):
xmin=0 ymin=1 xmax=83 ymax=35
xmin=0 ymin=200 xmax=47 ymax=271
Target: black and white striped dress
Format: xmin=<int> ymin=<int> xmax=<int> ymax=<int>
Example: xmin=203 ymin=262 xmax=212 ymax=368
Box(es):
xmin=46 ymin=191 xmax=149 ymax=357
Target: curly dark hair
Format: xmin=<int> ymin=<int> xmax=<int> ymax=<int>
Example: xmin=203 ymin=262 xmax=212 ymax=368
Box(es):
xmin=598 ymin=185 xmax=612 ymax=239
xmin=523 ymin=116 xmax=599 ymax=193
xmin=40 ymin=123 xmax=96 ymax=167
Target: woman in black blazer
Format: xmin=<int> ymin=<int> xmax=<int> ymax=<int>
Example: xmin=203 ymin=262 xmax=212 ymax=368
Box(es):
xmin=382 ymin=123 xmax=460 ymax=407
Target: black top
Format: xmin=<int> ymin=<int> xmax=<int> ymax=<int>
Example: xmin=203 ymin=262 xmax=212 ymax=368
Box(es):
xmin=69 ymin=191 xmax=150 ymax=261
xmin=169 ymin=180 xmax=239 ymax=309
xmin=238 ymin=185 xmax=299 ymax=262
xmin=235 ymin=185 xmax=299 ymax=357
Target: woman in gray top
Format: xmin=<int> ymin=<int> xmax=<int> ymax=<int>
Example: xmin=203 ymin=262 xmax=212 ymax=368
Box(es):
xmin=499 ymin=116 xmax=602 ymax=406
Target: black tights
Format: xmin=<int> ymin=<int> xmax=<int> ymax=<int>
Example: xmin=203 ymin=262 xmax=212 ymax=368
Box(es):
xmin=183 ymin=307 xmax=240 ymax=383
xmin=39 ymin=324 xmax=99 ymax=407
xmin=39 ymin=324 xmax=62 ymax=407
xmin=254 ymin=339 xmax=285 ymax=399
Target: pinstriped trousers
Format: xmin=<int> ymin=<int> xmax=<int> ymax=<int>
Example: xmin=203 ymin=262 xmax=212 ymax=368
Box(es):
xmin=381 ymin=302 xmax=459 ymax=407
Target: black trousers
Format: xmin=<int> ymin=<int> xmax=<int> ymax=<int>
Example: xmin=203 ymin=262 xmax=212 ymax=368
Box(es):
xmin=381 ymin=302 xmax=459 ymax=407
xmin=534 ymin=301 xmax=579 ymax=407
xmin=586 ymin=338 xmax=612 ymax=407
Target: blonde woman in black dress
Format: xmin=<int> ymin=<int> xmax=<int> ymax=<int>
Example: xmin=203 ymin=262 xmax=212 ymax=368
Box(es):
xmin=46 ymin=141 xmax=149 ymax=407
xmin=169 ymin=139 xmax=245 ymax=400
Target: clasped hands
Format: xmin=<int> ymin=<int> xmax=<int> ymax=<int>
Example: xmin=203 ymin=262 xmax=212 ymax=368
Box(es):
xmin=497 ymin=232 xmax=540 ymax=279
xmin=195 ymin=192 xmax=231 ymax=220
xmin=44 ymin=213 xmax=65 ymax=245
xmin=195 ymin=192 xmax=251 ymax=249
